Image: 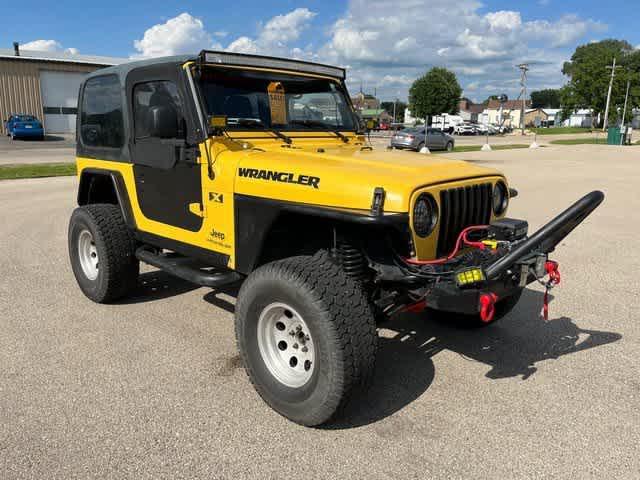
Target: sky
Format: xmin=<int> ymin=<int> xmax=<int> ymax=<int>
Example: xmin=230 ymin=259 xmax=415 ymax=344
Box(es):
xmin=2 ymin=0 xmax=638 ymax=102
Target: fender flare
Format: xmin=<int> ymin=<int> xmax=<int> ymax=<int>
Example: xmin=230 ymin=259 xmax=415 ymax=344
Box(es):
xmin=77 ymin=168 xmax=136 ymax=229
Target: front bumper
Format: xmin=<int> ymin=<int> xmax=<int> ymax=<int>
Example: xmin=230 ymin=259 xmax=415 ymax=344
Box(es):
xmin=409 ymin=191 xmax=605 ymax=317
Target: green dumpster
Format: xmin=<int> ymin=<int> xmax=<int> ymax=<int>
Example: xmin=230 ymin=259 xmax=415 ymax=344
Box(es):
xmin=607 ymin=127 xmax=622 ymax=145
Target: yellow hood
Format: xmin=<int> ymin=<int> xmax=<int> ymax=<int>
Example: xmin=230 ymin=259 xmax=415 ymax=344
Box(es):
xmin=228 ymin=139 xmax=503 ymax=213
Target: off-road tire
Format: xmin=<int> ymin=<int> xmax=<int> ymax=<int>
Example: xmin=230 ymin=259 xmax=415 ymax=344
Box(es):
xmin=235 ymin=250 xmax=377 ymax=426
xmin=68 ymin=204 xmax=139 ymax=303
xmin=428 ymin=289 xmax=523 ymax=328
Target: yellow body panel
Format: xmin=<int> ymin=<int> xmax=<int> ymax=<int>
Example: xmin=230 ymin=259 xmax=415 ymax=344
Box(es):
xmin=78 ymin=131 xmax=507 ymax=265
xmin=77 ymin=140 xmax=240 ymax=269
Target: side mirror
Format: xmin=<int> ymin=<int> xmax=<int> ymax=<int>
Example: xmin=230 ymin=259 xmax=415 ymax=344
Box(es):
xmin=147 ymin=105 xmax=180 ymax=139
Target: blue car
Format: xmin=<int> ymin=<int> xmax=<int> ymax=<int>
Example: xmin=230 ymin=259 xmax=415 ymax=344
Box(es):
xmin=5 ymin=114 xmax=45 ymax=140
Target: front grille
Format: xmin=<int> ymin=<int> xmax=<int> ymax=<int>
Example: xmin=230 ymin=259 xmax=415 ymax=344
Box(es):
xmin=437 ymin=183 xmax=492 ymax=257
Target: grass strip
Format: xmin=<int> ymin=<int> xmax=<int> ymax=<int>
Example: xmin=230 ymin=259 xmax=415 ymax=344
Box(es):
xmin=530 ymin=127 xmax=593 ymax=135
xmin=0 ymin=163 xmax=76 ymax=180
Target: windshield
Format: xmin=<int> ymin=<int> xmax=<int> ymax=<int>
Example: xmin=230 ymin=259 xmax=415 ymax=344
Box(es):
xmin=16 ymin=115 xmax=37 ymax=122
xmin=198 ymin=68 xmax=357 ymax=132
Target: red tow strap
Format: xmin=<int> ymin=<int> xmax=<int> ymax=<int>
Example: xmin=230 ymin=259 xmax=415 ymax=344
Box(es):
xmin=541 ymin=261 xmax=561 ymax=321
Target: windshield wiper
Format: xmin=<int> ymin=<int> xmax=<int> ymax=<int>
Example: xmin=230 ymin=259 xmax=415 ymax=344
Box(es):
xmin=232 ymin=118 xmax=292 ymax=144
xmin=289 ymin=119 xmax=350 ymax=143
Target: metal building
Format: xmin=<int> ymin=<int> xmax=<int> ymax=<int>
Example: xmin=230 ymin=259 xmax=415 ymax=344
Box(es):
xmin=0 ymin=44 xmax=125 ymax=134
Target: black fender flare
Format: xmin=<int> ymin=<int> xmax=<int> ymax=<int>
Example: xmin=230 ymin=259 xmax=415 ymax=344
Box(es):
xmin=77 ymin=168 xmax=136 ymax=229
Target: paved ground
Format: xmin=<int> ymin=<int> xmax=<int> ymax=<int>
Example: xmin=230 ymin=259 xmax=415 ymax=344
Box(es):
xmin=1 ymin=144 xmax=638 ymax=479
xmin=0 ymin=135 xmax=75 ymax=165
xmin=0 ymin=131 xmax=614 ymax=165
xmin=371 ymin=130 xmax=613 ymax=148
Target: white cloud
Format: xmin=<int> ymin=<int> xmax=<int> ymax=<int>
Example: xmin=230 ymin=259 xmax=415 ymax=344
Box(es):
xmin=226 ymin=8 xmax=316 ymax=56
xmin=134 ymin=9 xmax=316 ymax=59
xmin=20 ymin=39 xmax=79 ymax=54
xmin=486 ymin=11 xmax=522 ymax=33
xmin=133 ymin=13 xmax=213 ymax=58
xmin=317 ymin=0 xmax=605 ymax=100
xmin=128 ymin=4 xmax=605 ymax=102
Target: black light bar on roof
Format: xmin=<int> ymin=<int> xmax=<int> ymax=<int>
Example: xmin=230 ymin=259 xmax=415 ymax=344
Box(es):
xmin=198 ymin=50 xmax=346 ymax=80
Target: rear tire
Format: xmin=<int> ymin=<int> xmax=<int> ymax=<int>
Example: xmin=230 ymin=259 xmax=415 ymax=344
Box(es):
xmin=68 ymin=204 xmax=139 ymax=303
xmin=416 ymin=142 xmax=425 ymax=152
xmin=235 ymin=251 xmax=377 ymax=426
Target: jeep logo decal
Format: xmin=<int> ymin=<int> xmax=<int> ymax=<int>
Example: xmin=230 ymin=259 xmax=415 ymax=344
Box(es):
xmin=238 ymin=167 xmax=320 ymax=189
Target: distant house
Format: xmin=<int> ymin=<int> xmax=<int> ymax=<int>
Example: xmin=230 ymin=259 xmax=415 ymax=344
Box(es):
xmin=359 ymin=108 xmax=393 ymax=125
xmin=561 ymin=109 xmax=594 ymax=128
xmin=484 ymin=99 xmax=532 ymax=128
xmin=404 ymin=108 xmax=419 ymax=125
xmin=525 ymin=108 xmax=549 ymax=127
xmin=351 ymin=92 xmax=380 ymax=111
xmin=458 ymin=98 xmax=484 ymax=123
xmin=632 ymin=108 xmax=640 ymax=129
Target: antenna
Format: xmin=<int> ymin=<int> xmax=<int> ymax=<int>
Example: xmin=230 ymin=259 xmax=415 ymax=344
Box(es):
xmin=517 ymin=63 xmax=529 ymax=135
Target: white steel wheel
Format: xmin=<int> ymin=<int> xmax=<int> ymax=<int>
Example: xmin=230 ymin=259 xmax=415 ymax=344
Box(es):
xmin=257 ymin=302 xmax=315 ymax=388
xmin=77 ymin=229 xmax=99 ymax=280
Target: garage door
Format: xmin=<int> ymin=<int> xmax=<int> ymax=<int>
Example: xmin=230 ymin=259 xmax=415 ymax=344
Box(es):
xmin=40 ymin=70 xmax=88 ymax=133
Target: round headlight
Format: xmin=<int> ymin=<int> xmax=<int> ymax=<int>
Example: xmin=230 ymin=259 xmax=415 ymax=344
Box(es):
xmin=493 ymin=181 xmax=508 ymax=215
xmin=413 ymin=193 xmax=438 ymax=237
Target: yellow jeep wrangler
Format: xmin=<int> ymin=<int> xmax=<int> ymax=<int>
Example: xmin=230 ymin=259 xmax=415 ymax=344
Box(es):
xmin=69 ymin=51 xmax=603 ymax=426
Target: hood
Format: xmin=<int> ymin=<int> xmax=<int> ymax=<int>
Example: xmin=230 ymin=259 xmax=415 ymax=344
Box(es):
xmin=230 ymin=139 xmax=503 ymax=213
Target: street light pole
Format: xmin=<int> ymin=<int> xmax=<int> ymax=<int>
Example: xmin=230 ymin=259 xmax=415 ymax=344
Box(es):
xmin=603 ymin=56 xmax=618 ymax=132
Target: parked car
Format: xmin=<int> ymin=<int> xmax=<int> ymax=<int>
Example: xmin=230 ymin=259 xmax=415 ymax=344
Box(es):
xmin=475 ymin=123 xmax=488 ymax=135
xmin=454 ymin=122 xmax=477 ymax=135
xmin=4 ymin=114 xmax=45 ymax=140
xmin=390 ymin=127 xmax=455 ymax=151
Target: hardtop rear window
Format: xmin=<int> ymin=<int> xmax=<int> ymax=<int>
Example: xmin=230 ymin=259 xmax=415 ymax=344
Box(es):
xmin=80 ymin=74 xmax=124 ymax=149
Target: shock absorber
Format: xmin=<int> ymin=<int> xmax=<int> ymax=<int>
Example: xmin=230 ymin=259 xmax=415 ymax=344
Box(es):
xmin=335 ymin=239 xmax=368 ymax=283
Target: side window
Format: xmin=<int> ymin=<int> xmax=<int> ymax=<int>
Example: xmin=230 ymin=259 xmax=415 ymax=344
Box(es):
xmin=80 ymin=75 xmax=124 ymax=148
xmin=133 ymin=81 xmax=184 ymax=139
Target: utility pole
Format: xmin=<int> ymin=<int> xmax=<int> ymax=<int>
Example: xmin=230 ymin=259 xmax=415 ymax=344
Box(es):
xmin=603 ymin=57 xmax=620 ymax=132
xmin=393 ymin=99 xmax=397 ymax=123
xmin=620 ymin=77 xmax=631 ymax=145
xmin=517 ymin=64 xmax=529 ymax=135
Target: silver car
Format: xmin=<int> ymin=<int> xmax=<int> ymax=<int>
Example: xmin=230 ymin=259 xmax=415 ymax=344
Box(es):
xmin=390 ymin=127 xmax=455 ymax=151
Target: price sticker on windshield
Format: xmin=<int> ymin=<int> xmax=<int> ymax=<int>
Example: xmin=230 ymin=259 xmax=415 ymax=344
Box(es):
xmin=268 ymin=82 xmax=287 ymax=125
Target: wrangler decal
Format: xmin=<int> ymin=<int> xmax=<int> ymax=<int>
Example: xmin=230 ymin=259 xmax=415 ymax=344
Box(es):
xmin=238 ymin=167 xmax=320 ymax=189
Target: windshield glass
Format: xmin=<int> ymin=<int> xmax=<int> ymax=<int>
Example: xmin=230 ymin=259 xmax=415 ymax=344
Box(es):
xmin=198 ymin=68 xmax=357 ymax=131
xmin=16 ymin=115 xmax=37 ymax=122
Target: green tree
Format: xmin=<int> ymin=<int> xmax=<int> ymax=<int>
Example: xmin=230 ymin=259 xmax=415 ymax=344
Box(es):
xmin=530 ymin=89 xmax=561 ymax=108
xmin=562 ymin=39 xmax=635 ymax=127
xmin=380 ymin=100 xmax=407 ymax=122
xmin=408 ymin=68 xmax=462 ymax=122
xmin=482 ymin=94 xmax=504 ymax=105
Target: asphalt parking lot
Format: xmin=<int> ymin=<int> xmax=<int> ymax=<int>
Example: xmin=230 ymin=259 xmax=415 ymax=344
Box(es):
xmin=1 ymin=144 xmax=638 ymax=479
xmin=0 ymin=135 xmax=75 ymax=165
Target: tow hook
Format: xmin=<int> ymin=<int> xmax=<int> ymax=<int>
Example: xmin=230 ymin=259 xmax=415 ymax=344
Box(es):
xmin=479 ymin=293 xmax=499 ymax=323
xmin=541 ymin=260 xmax=561 ymax=321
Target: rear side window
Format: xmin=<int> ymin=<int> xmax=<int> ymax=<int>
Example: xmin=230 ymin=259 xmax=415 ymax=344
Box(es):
xmin=80 ymin=75 xmax=124 ymax=148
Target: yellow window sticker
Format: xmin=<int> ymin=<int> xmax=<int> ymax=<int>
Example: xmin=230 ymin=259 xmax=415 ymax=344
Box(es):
xmin=268 ymin=82 xmax=287 ymax=125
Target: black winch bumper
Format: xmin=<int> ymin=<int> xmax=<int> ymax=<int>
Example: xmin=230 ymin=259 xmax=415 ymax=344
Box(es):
xmin=423 ymin=190 xmax=604 ymax=317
